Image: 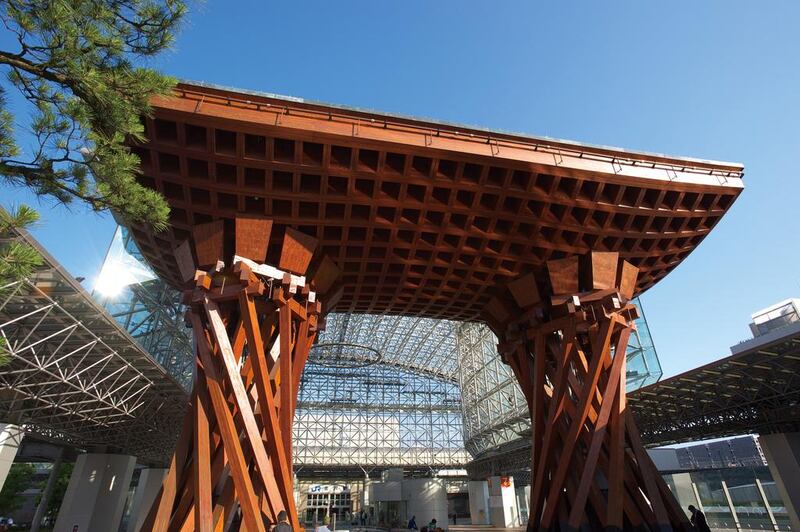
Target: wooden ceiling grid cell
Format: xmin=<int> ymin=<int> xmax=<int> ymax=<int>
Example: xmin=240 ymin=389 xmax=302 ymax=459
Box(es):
xmin=127 ymin=83 xmax=744 ymax=321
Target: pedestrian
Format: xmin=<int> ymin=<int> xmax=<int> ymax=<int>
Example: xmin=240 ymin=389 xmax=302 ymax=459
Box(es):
xmin=314 ymin=520 xmax=332 ymax=532
xmin=688 ymin=505 xmax=711 ymax=532
xmin=273 ymin=510 xmax=292 ymax=532
xmin=408 ymin=515 xmax=418 ymax=529
xmin=427 ymin=518 xmax=437 ymax=530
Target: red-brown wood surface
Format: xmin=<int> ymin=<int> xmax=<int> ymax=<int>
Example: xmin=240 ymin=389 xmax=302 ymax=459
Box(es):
xmin=493 ymin=253 xmax=692 ymax=531
xmin=126 ymin=82 xmax=743 ymax=320
xmin=144 ymin=215 xmax=332 ymax=532
xmin=129 ymin=83 xmax=745 ymax=529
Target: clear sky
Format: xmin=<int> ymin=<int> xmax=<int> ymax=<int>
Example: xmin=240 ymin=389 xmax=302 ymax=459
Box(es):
xmin=3 ymin=1 xmax=799 ymax=378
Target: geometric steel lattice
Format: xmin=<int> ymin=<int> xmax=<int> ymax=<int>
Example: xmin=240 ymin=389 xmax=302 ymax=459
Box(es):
xmin=96 ymin=225 xmax=195 ymax=389
xmin=456 ymin=321 xmax=530 ymax=457
xmin=631 ymin=321 xmax=800 ymax=447
xmin=307 ymin=342 xmax=381 ymax=368
xmin=296 ymin=361 xmax=469 ymax=470
xmin=487 ymin=252 xmax=690 ymax=530
xmin=317 ymin=313 xmax=459 ymax=381
xmin=297 ymin=313 xmax=470 ymax=471
xmin=0 ymin=222 xmax=188 ymax=464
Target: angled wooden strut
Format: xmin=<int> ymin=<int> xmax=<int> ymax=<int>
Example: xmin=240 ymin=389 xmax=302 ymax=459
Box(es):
xmin=142 ymin=216 xmax=342 ymax=532
xmin=486 ymin=252 xmax=691 ymax=532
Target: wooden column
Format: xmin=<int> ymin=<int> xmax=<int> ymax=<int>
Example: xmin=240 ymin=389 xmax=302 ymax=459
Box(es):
xmin=142 ymin=217 xmax=341 ymax=532
xmin=484 ymin=252 xmax=691 ymax=532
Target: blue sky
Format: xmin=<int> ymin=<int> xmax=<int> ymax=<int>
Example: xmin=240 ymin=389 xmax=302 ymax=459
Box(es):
xmin=3 ymin=1 xmax=799 ymax=377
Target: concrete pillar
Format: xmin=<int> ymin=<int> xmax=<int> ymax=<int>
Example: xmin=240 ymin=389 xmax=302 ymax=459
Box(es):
xmin=760 ymin=432 xmax=800 ymax=532
xmin=488 ymin=475 xmax=520 ymax=528
xmin=401 ymin=478 xmax=448 ymax=529
xmin=468 ymin=480 xmax=490 ymax=524
xmin=126 ymin=467 xmax=166 ymax=532
xmin=53 ymin=453 xmax=136 ymax=532
xmin=0 ymin=423 xmax=23 ymax=490
xmin=30 ymin=447 xmax=64 ymax=532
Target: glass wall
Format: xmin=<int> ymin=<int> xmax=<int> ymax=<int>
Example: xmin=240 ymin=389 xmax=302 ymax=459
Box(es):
xmin=664 ymin=467 xmax=791 ymax=530
xmin=296 ymin=361 xmax=471 ymax=467
xmin=94 ymin=226 xmax=194 ymax=388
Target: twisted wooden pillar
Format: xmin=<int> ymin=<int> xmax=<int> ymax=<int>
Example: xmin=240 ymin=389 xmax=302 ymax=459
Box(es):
xmin=143 ymin=217 xmax=341 ymax=532
xmin=484 ymin=252 xmax=690 ymax=531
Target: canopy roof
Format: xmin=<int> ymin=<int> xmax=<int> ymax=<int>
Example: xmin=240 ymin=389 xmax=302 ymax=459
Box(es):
xmin=318 ymin=313 xmax=458 ymax=382
xmin=126 ymin=81 xmax=744 ymax=320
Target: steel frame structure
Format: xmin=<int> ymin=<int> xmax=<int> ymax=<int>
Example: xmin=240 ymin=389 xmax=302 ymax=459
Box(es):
xmin=456 ymin=320 xmax=529 ymax=457
xmin=0 ymin=226 xmax=188 ymax=464
xmin=295 ymin=360 xmax=470 ymax=469
xmin=298 ymin=312 xmax=470 ymax=469
xmin=317 ymin=313 xmax=459 ymax=380
xmin=631 ymin=321 xmax=800 ymax=446
xmin=96 ymin=226 xmax=195 ymax=389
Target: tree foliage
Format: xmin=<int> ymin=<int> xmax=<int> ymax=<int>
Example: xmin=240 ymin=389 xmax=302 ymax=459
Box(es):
xmin=0 ymin=203 xmax=41 ymax=282
xmin=0 ymin=462 xmax=35 ymax=513
xmin=0 ymin=0 xmax=186 ymax=231
xmin=41 ymin=461 xmax=73 ymax=520
xmin=0 ymin=204 xmax=41 ymax=364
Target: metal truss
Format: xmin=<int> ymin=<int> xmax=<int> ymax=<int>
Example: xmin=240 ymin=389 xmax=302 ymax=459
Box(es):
xmin=630 ymin=321 xmax=800 ymax=446
xmin=294 ymin=360 xmax=470 ymax=469
xmin=455 ymin=297 xmax=662 ymax=458
xmin=95 ymin=226 xmax=194 ymax=389
xmin=318 ymin=313 xmax=459 ymax=381
xmin=455 ymin=320 xmax=529 ymax=457
xmin=0 ymin=226 xmax=188 ymax=465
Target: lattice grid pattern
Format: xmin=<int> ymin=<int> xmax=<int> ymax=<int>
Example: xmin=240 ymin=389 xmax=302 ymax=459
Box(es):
xmin=0 ymin=225 xmax=187 ymax=465
xmin=295 ymin=362 xmax=469 ymax=468
xmin=125 ymin=82 xmax=744 ymax=320
xmin=96 ymin=226 xmax=195 ymax=389
xmin=317 ymin=313 xmax=458 ymax=381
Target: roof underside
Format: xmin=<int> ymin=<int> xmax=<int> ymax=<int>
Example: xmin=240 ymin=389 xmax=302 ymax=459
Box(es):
xmin=126 ymin=82 xmax=744 ymax=320
xmin=0 ymin=224 xmax=188 ymax=465
xmin=317 ymin=313 xmax=458 ymax=381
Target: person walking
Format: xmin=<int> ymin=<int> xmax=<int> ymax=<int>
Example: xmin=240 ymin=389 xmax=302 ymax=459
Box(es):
xmin=314 ymin=520 xmax=331 ymax=532
xmin=408 ymin=515 xmax=418 ymax=529
xmin=688 ymin=505 xmax=711 ymax=532
xmin=272 ymin=510 xmax=292 ymax=532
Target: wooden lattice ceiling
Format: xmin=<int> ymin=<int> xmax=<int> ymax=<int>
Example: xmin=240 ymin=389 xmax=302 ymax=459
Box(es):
xmin=125 ymin=82 xmax=744 ymax=320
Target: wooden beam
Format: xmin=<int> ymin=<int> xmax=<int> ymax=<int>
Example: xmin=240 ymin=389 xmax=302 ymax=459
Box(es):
xmin=239 ymin=292 xmax=301 ymax=530
xmin=193 ymin=375 xmax=213 ymax=532
xmin=203 ymin=298 xmax=284 ymax=521
xmin=193 ymin=220 xmax=225 ymax=267
xmin=279 ymin=227 xmax=317 ymax=275
xmin=190 ymin=312 xmax=266 ymax=532
xmin=235 ymin=215 xmax=272 ymax=261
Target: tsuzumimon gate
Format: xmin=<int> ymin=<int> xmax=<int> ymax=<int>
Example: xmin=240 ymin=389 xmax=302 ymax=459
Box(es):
xmin=125 ymin=82 xmax=743 ymax=531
